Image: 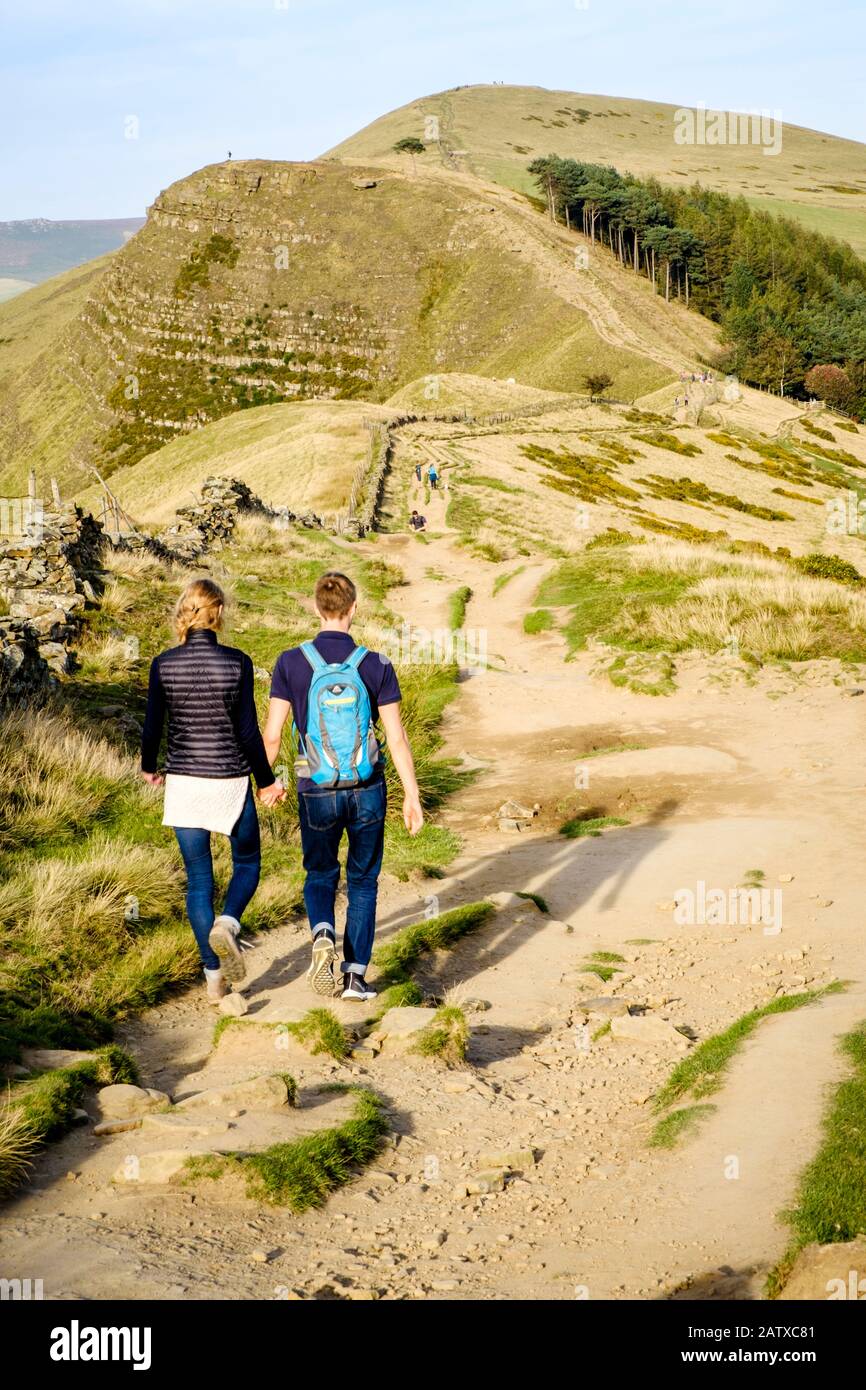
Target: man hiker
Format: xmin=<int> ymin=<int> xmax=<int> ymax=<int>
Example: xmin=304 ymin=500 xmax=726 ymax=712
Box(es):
xmin=414 ymin=463 xmax=422 ymax=482
xmin=263 ymin=571 xmax=424 ymax=1000
xmin=409 ymin=509 xmax=427 ymax=532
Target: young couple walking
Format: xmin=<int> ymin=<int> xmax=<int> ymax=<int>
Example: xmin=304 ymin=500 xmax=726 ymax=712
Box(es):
xmin=140 ymin=570 xmax=423 ymax=1004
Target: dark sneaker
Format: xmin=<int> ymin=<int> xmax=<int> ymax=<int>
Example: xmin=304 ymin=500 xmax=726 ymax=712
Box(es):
xmin=307 ymin=928 xmax=337 ymax=996
xmin=341 ymin=973 xmax=377 ymax=1001
xmin=208 ymin=916 xmax=246 ymax=984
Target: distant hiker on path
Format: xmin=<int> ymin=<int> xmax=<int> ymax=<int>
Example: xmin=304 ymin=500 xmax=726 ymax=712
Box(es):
xmin=409 ymin=509 xmax=427 ymax=532
xmin=414 ymin=463 xmax=422 ymax=482
xmin=263 ymin=571 xmax=424 ymax=1001
xmin=140 ymin=578 xmax=284 ymax=1003
xmin=428 ymin=464 xmax=439 ymax=490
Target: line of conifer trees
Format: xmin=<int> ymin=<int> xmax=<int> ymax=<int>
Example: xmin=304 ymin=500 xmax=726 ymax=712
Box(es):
xmin=530 ymin=155 xmax=866 ymax=417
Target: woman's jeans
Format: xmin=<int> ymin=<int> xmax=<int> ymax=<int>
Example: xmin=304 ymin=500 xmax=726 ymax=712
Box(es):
xmin=173 ymin=786 xmax=261 ymax=971
xmin=298 ymin=778 xmax=386 ymax=973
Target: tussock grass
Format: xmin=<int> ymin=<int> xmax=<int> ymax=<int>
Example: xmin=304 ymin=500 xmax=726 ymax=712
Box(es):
xmin=0 ymin=710 xmax=130 ymax=851
xmin=410 ymin=1005 xmax=470 ymax=1065
xmin=76 ymin=634 xmax=141 ymax=680
xmin=97 ymin=579 xmax=136 ymax=620
xmin=538 ymin=539 xmax=866 ymax=664
xmin=372 ymin=901 xmax=496 ymax=986
xmin=286 ymin=1008 xmax=350 ymax=1061
xmin=652 ymin=984 xmax=843 ymax=1116
xmin=101 ymin=546 xmax=169 ymax=581
xmin=185 ymin=1086 xmax=388 ymax=1212
xmin=0 ymin=1045 xmax=137 ymax=1196
xmin=768 ymin=1020 xmax=866 ymax=1296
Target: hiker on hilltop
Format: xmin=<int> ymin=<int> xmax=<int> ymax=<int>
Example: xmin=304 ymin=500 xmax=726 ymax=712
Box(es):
xmin=409 ymin=509 xmax=427 ymax=532
xmin=140 ymin=579 xmax=285 ymax=1003
xmin=263 ymin=571 xmax=424 ymax=1001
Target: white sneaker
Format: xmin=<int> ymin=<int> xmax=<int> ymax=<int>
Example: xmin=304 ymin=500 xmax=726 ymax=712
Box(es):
xmin=204 ymin=969 xmax=228 ymax=1004
xmin=306 ymin=927 xmax=337 ymax=996
xmin=208 ymin=916 xmax=246 ymax=984
xmin=341 ymin=972 xmax=377 ymax=1001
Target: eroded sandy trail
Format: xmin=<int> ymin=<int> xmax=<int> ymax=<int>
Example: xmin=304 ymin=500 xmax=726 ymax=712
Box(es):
xmin=3 ymin=510 xmax=866 ymax=1303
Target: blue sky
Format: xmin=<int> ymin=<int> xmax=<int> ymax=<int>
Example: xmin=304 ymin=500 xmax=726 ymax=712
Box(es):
xmin=2 ymin=0 xmax=864 ymax=219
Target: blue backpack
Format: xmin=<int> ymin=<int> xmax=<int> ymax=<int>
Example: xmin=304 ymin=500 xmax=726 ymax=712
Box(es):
xmin=295 ymin=641 xmax=379 ymax=787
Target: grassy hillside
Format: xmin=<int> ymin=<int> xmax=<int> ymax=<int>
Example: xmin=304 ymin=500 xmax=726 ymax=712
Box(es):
xmin=0 ymin=254 xmax=114 ymax=378
xmin=326 ymin=85 xmax=866 ymax=257
xmin=83 ymin=400 xmax=395 ymax=525
xmin=0 ymin=159 xmax=673 ymax=496
xmin=385 ymin=372 xmax=573 ymax=415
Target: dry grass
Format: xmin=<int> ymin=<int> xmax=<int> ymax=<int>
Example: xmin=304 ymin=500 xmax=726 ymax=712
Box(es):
xmin=615 ymin=542 xmax=866 ymax=659
xmin=0 ymin=710 xmax=129 ymax=850
xmin=0 ymin=1098 xmax=40 ymax=1195
xmin=76 ymin=634 xmax=140 ymax=680
xmin=97 ymin=579 xmax=136 ymax=620
xmin=100 ymin=547 xmax=168 ymax=581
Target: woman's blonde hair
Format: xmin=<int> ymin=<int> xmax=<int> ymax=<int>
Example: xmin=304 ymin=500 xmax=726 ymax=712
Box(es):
xmin=174 ymin=577 xmax=225 ymax=643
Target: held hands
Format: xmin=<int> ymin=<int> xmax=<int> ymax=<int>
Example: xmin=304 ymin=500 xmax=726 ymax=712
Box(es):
xmin=258 ymin=780 xmax=286 ymax=808
xmin=403 ymin=792 xmax=424 ymax=836
xmin=141 ymin=771 xmax=164 ymax=788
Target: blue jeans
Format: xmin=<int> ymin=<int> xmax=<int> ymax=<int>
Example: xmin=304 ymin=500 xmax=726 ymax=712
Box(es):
xmin=173 ymin=785 xmax=261 ymax=971
xmin=298 ymin=779 xmax=386 ymax=972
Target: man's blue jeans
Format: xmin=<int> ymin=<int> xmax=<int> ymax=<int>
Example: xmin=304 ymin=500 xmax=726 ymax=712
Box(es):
xmin=298 ymin=778 xmax=386 ymax=972
xmin=173 ymin=786 xmax=261 ymax=971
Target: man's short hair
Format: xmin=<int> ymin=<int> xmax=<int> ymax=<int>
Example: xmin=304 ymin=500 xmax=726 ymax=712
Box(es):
xmin=315 ymin=571 xmax=357 ymax=618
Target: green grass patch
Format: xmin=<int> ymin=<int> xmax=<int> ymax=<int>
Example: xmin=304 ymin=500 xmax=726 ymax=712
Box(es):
xmin=534 ymin=550 xmax=693 ymax=654
xmin=492 ymin=565 xmax=526 ymax=595
xmin=410 ymin=1005 xmax=470 ymax=1065
xmin=372 ymin=980 xmax=424 ymax=1018
xmin=523 ymin=608 xmax=555 ymax=634
xmin=447 ymin=585 xmax=472 ymax=630
xmin=633 ymin=431 xmax=702 ymax=457
xmin=649 ymin=1104 xmax=717 ymax=1150
xmin=560 ymin=813 xmax=630 ymax=838
xmin=653 ymin=984 xmax=844 ymax=1114
xmin=607 ymin=651 xmax=676 ymax=696
xmin=372 ymin=901 xmax=496 ymax=987
xmin=516 ymin=890 xmax=549 ymax=914
xmin=185 ymin=1086 xmax=388 ymax=1212
xmin=0 ymin=1045 xmax=137 ymax=1196
xmin=286 ymin=1008 xmax=350 ymax=1061
xmin=768 ymin=1019 xmax=866 ymax=1296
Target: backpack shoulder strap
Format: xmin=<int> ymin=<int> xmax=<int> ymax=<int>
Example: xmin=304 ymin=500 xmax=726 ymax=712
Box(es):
xmin=300 ymin=640 xmax=328 ymax=673
xmin=344 ymin=645 xmax=368 ymax=671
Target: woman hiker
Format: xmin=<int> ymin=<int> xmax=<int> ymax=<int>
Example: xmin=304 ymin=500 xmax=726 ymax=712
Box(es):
xmin=140 ymin=578 xmax=285 ymax=1002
